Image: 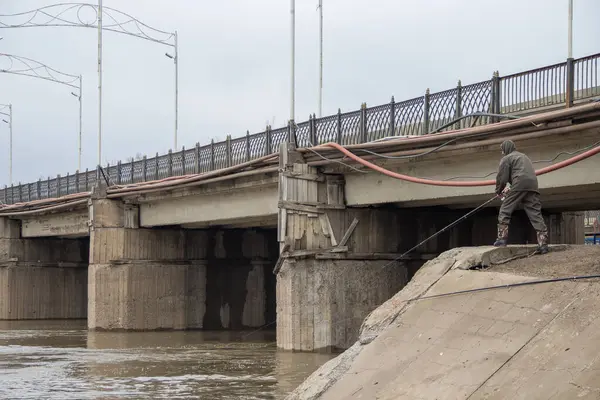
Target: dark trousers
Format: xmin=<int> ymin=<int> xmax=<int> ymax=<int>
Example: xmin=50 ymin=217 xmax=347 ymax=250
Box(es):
xmin=498 ymin=190 xmax=547 ymax=232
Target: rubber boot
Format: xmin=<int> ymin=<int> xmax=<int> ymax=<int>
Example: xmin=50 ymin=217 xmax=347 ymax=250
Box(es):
xmin=536 ymin=231 xmax=549 ymax=254
xmin=493 ymin=223 xmax=509 ymax=247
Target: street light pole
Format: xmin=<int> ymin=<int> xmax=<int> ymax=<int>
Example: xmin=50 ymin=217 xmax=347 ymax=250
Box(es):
xmin=98 ymin=0 xmax=103 ymax=167
xmin=72 ymin=75 xmax=83 ymax=171
xmin=0 ymin=53 xmax=82 ymax=171
xmin=318 ymin=0 xmax=323 ymax=118
xmin=290 ymin=0 xmax=295 ymax=123
xmin=8 ymin=104 xmax=11 ymax=186
xmin=165 ymin=32 xmax=179 ymax=150
xmin=175 ymin=30 xmax=178 ymax=150
xmin=1 ymin=3 xmax=178 ymax=165
xmin=568 ymin=0 xmax=573 ymax=59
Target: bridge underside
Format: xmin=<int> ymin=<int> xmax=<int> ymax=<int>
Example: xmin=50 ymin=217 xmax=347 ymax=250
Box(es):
xmin=0 ymin=119 xmax=597 ymax=353
xmin=342 ymin=127 xmax=600 ymax=212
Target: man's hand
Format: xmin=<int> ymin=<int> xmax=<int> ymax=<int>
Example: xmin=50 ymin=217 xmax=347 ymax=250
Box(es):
xmin=499 ymin=184 xmax=511 ymax=200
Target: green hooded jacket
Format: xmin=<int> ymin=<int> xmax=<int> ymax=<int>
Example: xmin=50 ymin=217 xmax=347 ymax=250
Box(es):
xmin=495 ymin=140 xmax=539 ymax=195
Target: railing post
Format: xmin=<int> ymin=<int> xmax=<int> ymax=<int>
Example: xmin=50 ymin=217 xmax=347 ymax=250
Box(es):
xmin=3 ymin=185 xmax=6 ymax=204
xmin=154 ymin=153 xmax=159 ymax=180
xmin=566 ymin=57 xmax=575 ymax=108
xmin=265 ymin=126 xmax=272 ymax=156
xmin=27 ymin=183 xmax=31 ymax=201
xmin=210 ymin=139 xmax=215 ymax=170
xmin=56 ymin=175 xmax=61 ymax=198
xmin=309 ymin=114 xmax=317 ymax=146
xmin=168 ymin=150 xmax=173 ymax=176
xmin=455 ymin=80 xmax=462 ymax=130
xmin=226 ymin=135 xmax=232 ymax=167
xmin=246 ymin=131 xmax=251 ymax=162
xmin=181 ymin=146 xmax=186 ymax=175
xmin=142 ymin=156 xmax=147 ymax=181
xmin=494 ymin=71 xmax=501 ymax=115
xmin=337 ymin=108 xmax=342 ymax=144
xmin=195 ymin=143 xmax=201 ymax=173
xmin=66 ymin=172 xmax=71 ymax=195
xmin=19 ymin=183 xmax=23 ymax=203
xmin=10 ymin=184 xmax=14 ymax=204
xmin=37 ymin=179 xmax=41 ymax=199
xmin=116 ymin=162 xmax=122 ymax=185
xmin=287 ymin=120 xmax=297 ymax=148
xmin=389 ymin=96 xmax=396 ymax=137
xmin=46 ymin=177 xmax=50 ymax=198
xmin=85 ymin=168 xmax=89 ymax=190
xmin=490 ymin=72 xmax=500 ymax=123
xmin=423 ymin=89 xmax=430 ymax=135
xmin=359 ymin=103 xmax=367 ymax=143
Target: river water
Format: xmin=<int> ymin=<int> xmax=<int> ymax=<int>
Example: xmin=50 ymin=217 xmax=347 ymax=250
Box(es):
xmin=0 ymin=320 xmax=335 ymax=400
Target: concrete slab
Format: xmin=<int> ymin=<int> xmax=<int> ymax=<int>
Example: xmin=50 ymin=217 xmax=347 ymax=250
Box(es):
xmin=21 ymin=209 xmax=89 ymax=238
xmin=287 ymin=245 xmax=600 ymax=400
xmin=139 ymin=184 xmax=278 ymax=227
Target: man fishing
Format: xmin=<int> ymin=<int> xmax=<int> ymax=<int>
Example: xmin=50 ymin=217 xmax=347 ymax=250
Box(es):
xmin=494 ymin=140 xmax=549 ymax=254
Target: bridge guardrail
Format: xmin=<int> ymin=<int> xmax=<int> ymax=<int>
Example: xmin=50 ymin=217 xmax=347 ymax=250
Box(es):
xmin=2 ymin=52 xmax=599 ymax=205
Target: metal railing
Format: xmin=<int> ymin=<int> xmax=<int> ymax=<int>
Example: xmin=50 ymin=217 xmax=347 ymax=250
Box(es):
xmin=2 ymin=52 xmax=599 ymax=205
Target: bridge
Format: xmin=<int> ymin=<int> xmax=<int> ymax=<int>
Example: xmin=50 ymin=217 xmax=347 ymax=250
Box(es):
xmin=0 ymin=53 xmax=599 ymax=352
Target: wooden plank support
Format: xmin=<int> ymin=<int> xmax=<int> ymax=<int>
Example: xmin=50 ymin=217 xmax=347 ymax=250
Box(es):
xmin=278 ymin=200 xmax=323 ymax=215
xmin=337 ymin=217 xmax=359 ymax=247
xmin=318 ymin=214 xmax=338 ymax=246
xmin=279 ymin=245 xmax=349 ymax=260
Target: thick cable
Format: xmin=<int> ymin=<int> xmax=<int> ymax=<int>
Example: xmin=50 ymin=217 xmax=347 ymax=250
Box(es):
xmin=322 ymin=140 xmax=600 ymax=187
xmin=0 ymin=199 xmax=88 ymax=216
xmin=411 ymin=274 xmax=600 ymax=303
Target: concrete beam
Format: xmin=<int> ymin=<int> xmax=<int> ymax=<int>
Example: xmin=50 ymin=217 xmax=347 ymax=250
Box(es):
xmin=344 ymin=129 xmax=600 ymax=210
xmin=140 ymin=184 xmax=278 ymax=227
xmin=20 ymin=209 xmax=89 ymax=238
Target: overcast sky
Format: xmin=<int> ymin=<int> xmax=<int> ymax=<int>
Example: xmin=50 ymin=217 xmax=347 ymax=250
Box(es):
xmin=1 ymin=0 xmax=599 ymax=186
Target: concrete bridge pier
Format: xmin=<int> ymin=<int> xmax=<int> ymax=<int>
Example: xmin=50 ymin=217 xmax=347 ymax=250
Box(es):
xmin=87 ymin=192 xmax=200 ymax=330
xmin=87 ymin=187 xmax=277 ymax=331
xmin=276 ymin=145 xmax=426 ymax=352
xmin=0 ymin=217 xmax=88 ymax=320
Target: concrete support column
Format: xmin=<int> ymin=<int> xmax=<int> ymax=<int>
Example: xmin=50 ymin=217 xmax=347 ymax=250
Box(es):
xmin=276 ymin=146 xmax=410 ymax=351
xmin=0 ymin=217 xmax=88 ymax=320
xmin=88 ymin=195 xmax=207 ymax=330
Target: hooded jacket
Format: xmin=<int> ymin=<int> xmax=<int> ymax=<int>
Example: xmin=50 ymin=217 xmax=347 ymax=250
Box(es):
xmin=495 ymin=140 xmax=539 ymax=195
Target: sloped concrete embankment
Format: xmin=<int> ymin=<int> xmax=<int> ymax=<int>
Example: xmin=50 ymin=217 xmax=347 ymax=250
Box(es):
xmin=287 ymin=245 xmax=600 ymax=400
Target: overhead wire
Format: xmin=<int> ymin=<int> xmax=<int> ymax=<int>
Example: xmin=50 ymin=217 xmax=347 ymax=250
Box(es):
xmin=305 ymin=143 xmax=367 ymax=173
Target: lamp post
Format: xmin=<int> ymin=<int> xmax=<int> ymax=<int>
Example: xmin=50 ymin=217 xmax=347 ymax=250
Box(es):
xmin=0 ymin=3 xmax=178 ymax=167
xmin=568 ymin=0 xmax=573 ymax=59
xmin=0 ymin=104 xmax=12 ymax=185
xmin=164 ymin=30 xmax=178 ymax=150
xmin=318 ymin=0 xmax=323 ymax=118
xmin=0 ymin=53 xmax=82 ymax=170
xmin=71 ymin=75 xmax=83 ymax=170
xmin=290 ymin=0 xmax=295 ymax=123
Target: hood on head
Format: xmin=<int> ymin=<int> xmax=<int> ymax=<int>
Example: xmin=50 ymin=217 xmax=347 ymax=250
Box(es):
xmin=501 ymin=140 xmax=516 ymax=155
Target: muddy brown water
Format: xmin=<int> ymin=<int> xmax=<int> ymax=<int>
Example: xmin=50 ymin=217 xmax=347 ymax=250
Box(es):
xmin=0 ymin=320 xmax=335 ymax=399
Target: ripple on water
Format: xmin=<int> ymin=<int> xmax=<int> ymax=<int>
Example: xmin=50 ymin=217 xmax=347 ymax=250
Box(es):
xmin=0 ymin=324 xmax=335 ymax=400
